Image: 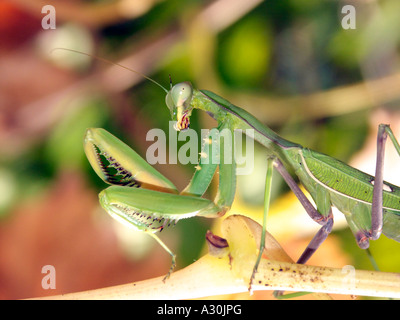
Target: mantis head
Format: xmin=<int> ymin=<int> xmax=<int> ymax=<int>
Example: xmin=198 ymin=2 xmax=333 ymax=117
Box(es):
xmin=165 ymin=81 xmax=194 ymax=131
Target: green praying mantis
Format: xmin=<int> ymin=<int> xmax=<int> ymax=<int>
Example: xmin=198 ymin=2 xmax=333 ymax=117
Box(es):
xmin=83 ymin=60 xmax=400 ymax=289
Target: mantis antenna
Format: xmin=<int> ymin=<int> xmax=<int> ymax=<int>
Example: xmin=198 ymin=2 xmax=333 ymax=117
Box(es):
xmin=50 ymin=48 xmax=169 ymax=94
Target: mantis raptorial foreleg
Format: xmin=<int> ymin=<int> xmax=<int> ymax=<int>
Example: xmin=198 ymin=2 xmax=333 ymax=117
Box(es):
xmin=84 ymin=121 xmax=237 ymax=280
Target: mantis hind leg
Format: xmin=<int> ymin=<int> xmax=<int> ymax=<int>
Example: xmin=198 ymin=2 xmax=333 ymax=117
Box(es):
xmin=370 ymin=124 xmax=400 ymax=241
xmin=272 ymin=159 xmax=334 ymax=297
xmin=273 ymin=158 xmax=334 ymax=265
xmin=359 ymin=124 xmax=400 ymax=271
xmin=249 ymin=158 xmax=334 ymax=293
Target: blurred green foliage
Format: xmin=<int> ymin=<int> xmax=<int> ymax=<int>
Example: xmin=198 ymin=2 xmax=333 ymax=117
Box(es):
xmin=218 ymin=16 xmax=271 ymax=87
xmin=45 ymin=96 xmax=110 ymax=171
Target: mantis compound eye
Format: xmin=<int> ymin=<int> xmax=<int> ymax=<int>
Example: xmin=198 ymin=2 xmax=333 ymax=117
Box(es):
xmin=170 ymin=82 xmax=193 ymax=108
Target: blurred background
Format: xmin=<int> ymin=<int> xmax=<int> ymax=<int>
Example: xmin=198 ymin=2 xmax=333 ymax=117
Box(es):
xmin=1 ymin=0 xmax=400 ymax=299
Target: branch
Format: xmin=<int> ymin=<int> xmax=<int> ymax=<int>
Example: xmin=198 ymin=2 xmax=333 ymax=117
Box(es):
xmin=32 ymin=215 xmax=400 ymax=299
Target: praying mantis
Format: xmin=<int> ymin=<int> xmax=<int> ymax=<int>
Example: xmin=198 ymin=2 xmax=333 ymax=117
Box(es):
xmin=84 ymin=73 xmax=400 ymax=289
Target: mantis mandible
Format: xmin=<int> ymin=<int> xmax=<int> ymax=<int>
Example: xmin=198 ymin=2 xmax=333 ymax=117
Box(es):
xmin=84 ymin=71 xmax=400 ymax=287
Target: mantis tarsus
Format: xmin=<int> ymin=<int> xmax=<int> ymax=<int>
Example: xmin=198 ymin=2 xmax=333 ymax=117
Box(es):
xmin=83 ymin=63 xmax=400 ymax=289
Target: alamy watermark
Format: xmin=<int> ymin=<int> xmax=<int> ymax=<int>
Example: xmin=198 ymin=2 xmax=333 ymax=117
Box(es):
xmin=341 ymin=265 xmax=356 ymax=290
xmin=341 ymin=5 xmax=356 ymax=30
xmin=41 ymin=5 xmax=56 ymax=30
xmin=41 ymin=265 xmax=56 ymax=290
xmin=146 ymin=121 xmax=255 ymax=175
